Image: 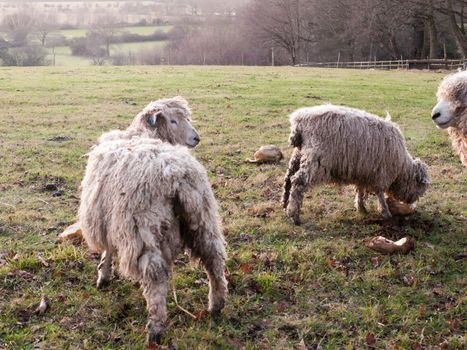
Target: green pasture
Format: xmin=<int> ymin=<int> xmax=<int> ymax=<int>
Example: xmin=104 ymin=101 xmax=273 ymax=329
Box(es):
xmin=0 ymin=67 xmax=465 ymax=349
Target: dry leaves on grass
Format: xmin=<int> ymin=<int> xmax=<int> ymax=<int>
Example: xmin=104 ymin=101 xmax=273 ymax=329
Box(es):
xmin=365 ymin=332 xmax=376 ymax=347
xmin=247 ymin=205 xmax=274 ymax=218
xmin=35 ymin=295 xmax=48 ymax=314
xmin=239 ymin=263 xmax=254 ymax=274
xmin=366 ymin=236 xmax=415 ymax=255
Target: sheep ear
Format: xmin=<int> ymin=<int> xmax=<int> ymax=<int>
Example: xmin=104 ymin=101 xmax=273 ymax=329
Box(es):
xmin=147 ymin=111 xmax=163 ymax=127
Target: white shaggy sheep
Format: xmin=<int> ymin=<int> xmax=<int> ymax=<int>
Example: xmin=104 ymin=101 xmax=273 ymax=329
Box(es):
xmin=98 ymin=96 xmax=200 ymax=147
xmin=281 ymin=105 xmax=430 ymax=225
xmin=431 ymin=70 xmax=467 ymax=165
xmin=79 ymin=98 xmax=227 ymax=344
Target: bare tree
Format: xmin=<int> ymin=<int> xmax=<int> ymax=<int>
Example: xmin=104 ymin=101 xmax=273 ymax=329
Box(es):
xmin=446 ymin=0 xmax=466 ymax=57
xmin=2 ymin=12 xmax=34 ymax=46
xmin=90 ymin=16 xmax=121 ymax=57
xmin=34 ymin=13 xmax=58 ymax=47
xmin=245 ymin=0 xmax=314 ymax=65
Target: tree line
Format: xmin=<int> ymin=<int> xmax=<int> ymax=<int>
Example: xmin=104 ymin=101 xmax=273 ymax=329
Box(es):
xmin=1 ymin=0 xmax=465 ymax=66
xmin=167 ymin=0 xmax=467 ymax=66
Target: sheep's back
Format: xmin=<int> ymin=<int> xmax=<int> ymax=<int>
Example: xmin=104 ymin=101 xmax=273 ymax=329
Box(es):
xmin=79 ymin=138 xmax=202 ymax=255
xmin=291 ymin=105 xmax=411 ymax=188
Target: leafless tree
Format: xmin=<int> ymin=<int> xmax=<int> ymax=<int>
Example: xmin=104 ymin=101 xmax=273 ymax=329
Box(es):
xmin=2 ymin=12 xmax=34 ymax=46
xmin=34 ymin=13 xmax=58 ymax=47
xmin=446 ymin=0 xmax=466 ymax=57
xmin=245 ymin=0 xmax=315 ymax=65
xmin=90 ymin=16 xmax=121 ymax=57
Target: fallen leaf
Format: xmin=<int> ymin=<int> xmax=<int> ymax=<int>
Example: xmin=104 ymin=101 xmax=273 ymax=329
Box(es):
xmin=275 ymin=302 xmax=287 ymax=313
xmin=59 ymin=222 xmax=83 ymax=244
xmin=370 ymin=256 xmax=381 ymax=268
xmin=82 ymin=292 xmax=89 ymax=300
xmin=60 ymin=316 xmax=73 ymax=325
xmin=296 ymin=338 xmax=306 ymax=350
xmin=402 ymin=275 xmax=416 ymax=286
xmin=365 ymin=332 xmax=376 ymax=347
xmin=37 ymin=254 xmax=49 ymax=267
xmin=411 ymin=342 xmax=422 ymax=350
xmin=325 ymin=258 xmax=336 ymax=268
xmin=35 ymin=295 xmax=48 ymax=314
xmin=446 ymin=319 xmax=460 ymax=331
xmin=438 ymin=340 xmax=449 ymax=349
xmin=30 ymin=325 xmax=41 ymax=333
xmin=194 ymin=310 xmax=207 ymax=321
xmin=145 ymin=341 xmax=159 ymax=350
xmin=418 ymin=304 xmax=425 ymax=317
xmin=11 ymin=298 xmax=23 ymax=305
xmin=366 ymin=236 xmax=415 ymax=254
xmin=239 ymin=263 xmax=253 ymax=274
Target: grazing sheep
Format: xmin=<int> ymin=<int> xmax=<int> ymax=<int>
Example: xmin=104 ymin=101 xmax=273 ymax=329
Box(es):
xmin=79 ymin=98 xmax=227 ymax=344
xmin=431 ymin=70 xmax=467 ymax=165
xmin=281 ymin=105 xmax=430 ymax=225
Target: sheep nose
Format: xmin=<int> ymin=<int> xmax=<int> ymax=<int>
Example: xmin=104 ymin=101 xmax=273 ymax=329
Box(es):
xmin=193 ymin=136 xmax=200 ymax=144
xmin=432 ymin=112 xmax=441 ymax=120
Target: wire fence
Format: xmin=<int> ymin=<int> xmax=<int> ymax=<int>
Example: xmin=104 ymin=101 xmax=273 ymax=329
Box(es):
xmin=299 ymin=59 xmax=466 ymax=70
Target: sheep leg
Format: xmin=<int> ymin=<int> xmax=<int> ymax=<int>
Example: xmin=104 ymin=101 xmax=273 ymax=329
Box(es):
xmin=376 ymin=192 xmax=392 ymax=219
xmin=96 ymin=251 xmax=112 ymax=289
xmin=286 ymin=154 xmax=317 ymax=225
xmin=204 ymin=254 xmax=228 ymax=316
xmin=140 ymin=251 xmax=170 ymax=345
xmin=281 ymin=148 xmax=302 ymax=209
xmin=191 ymin=238 xmax=227 ymax=316
xmin=354 ymin=187 xmax=368 ymax=214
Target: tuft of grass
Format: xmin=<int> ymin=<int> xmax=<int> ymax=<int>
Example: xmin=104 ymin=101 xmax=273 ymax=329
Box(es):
xmin=0 ymin=66 xmax=465 ymax=349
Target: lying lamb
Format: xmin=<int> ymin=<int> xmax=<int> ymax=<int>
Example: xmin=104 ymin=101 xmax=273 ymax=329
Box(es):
xmin=79 ymin=97 xmax=227 ymax=344
xmin=431 ymin=70 xmax=467 ymax=166
xmin=281 ymin=104 xmax=430 ymax=225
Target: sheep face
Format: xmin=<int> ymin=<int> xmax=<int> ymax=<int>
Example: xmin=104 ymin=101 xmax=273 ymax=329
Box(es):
xmin=131 ymin=97 xmax=200 ymax=148
xmin=432 ymin=71 xmax=467 ymax=130
xmin=389 ymin=159 xmax=430 ymax=205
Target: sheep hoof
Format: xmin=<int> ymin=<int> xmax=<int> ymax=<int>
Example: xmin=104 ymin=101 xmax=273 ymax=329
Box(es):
xmin=209 ymin=303 xmax=224 ymax=319
xmin=210 ymin=308 xmax=222 ymax=320
xmin=381 ymin=212 xmax=392 ymax=220
xmin=293 ymin=217 xmax=301 ymax=226
xmin=147 ymin=324 xmax=164 ymax=345
xmin=357 ymin=207 xmax=368 ymax=214
xmin=286 ymin=207 xmax=301 ymax=225
xmin=96 ymin=276 xmax=110 ymax=289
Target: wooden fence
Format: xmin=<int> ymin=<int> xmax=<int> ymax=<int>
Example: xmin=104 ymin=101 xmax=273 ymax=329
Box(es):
xmin=299 ymin=59 xmax=466 ymax=70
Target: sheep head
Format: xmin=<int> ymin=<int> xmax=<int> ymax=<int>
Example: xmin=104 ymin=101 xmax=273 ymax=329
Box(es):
xmin=130 ymin=96 xmax=200 ymax=148
xmin=389 ymin=159 xmax=430 ymax=205
xmin=432 ymin=71 xmax=467 ymax=130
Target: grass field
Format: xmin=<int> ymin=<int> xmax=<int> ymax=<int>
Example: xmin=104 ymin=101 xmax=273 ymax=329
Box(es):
xmin=109 ymin=40 xmax=167 ymax=56
xmin=58 ymin=25 xmax=173 ymax=39
xmin=0 ymin=67 xmax=465 ymax=350
xmin=48 ymin=41 xmax=167 ymax=66
xmin=48 ymin=46 xmax=92 ymax=66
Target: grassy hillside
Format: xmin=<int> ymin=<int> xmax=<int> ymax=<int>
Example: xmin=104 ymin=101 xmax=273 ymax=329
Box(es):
xmin=0 ymin=67 xmax=465 ymax=349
